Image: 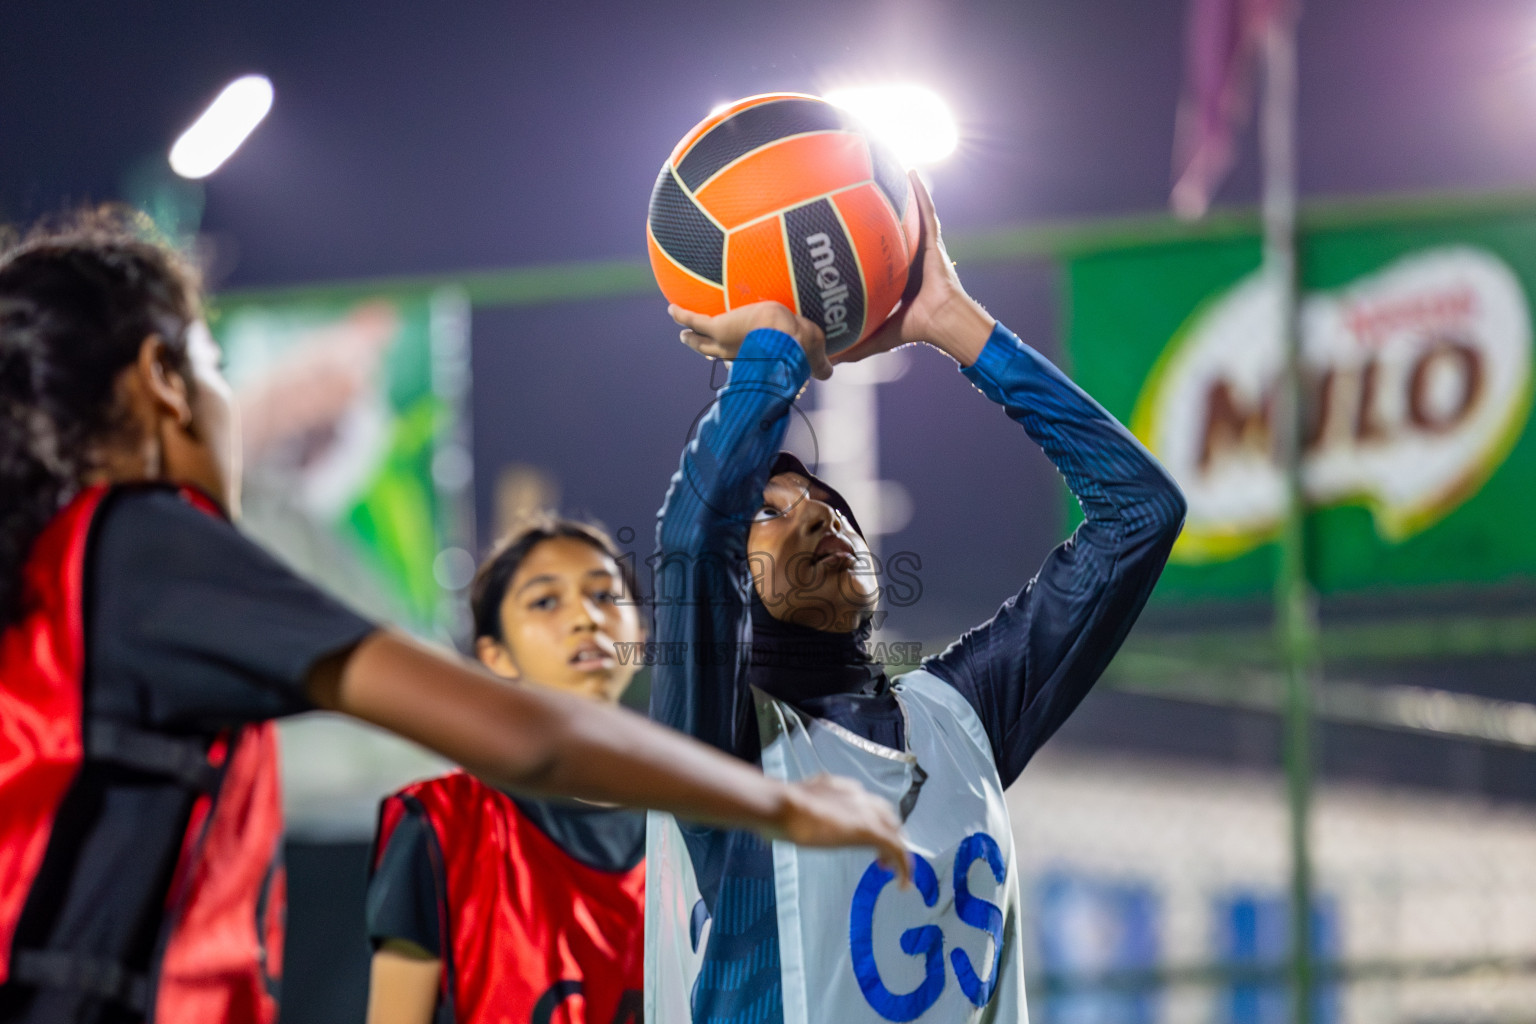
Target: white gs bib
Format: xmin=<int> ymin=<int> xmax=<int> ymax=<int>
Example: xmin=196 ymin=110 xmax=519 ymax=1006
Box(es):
xmin=646 ymin=670 xmax=1028 ymax=1024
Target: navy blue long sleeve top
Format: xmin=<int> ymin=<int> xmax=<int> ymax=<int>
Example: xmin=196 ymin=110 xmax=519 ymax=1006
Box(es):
xmin=649 ymin=321 xmax=1185 ymax=1024
xmin=653 ymin=322 xmax=1185 ymax=784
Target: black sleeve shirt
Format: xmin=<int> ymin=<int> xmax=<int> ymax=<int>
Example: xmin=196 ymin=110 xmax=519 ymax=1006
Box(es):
xmin=87 ymin=486 xmax=377 ymax=730
xmin=365 ymin=804 xmax=444 ymax=957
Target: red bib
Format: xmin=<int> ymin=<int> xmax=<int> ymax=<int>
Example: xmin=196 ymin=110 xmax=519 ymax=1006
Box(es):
xmin=376 ymin=772 xmax=644 ymax=1024
xmin=0 ymin=484 xmax=285 ymax=1023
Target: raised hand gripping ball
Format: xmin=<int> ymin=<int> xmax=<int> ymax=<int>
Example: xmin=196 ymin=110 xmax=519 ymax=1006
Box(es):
xmin=647 ymin=93 xmax=919 ymax=354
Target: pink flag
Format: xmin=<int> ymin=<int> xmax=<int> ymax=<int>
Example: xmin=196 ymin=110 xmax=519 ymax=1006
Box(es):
xmin=1171 ymin=0 xmax=1292 ymax=219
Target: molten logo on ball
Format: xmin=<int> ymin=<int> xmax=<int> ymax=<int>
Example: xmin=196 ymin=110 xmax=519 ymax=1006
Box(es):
xmin=805 ymin=231 xmax=852 ymax=343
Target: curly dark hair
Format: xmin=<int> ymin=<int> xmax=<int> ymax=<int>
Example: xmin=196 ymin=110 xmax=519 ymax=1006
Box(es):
xmin=0 ymin=207 xmax=203 ymax=627
xmin=469 ymin=515 xmax=642 ymax=643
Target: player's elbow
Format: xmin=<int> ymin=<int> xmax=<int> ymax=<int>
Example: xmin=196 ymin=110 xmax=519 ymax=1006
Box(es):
xmin=1157 ymin=480 xmax=1188 ymax=538
xmin=1141 ymin=464 xmax=1187 ymax=542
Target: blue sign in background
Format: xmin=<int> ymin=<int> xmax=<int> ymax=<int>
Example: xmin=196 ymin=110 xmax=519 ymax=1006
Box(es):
xmin=1036 ymin=873 xmax=1159 ymax=1024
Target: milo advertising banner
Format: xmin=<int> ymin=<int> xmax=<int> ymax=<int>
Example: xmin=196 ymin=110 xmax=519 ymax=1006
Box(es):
xmin=211 ymin=290 xmax=474 ymax=637
xmin=1065 ymin=210 xmax=1536 ymax=600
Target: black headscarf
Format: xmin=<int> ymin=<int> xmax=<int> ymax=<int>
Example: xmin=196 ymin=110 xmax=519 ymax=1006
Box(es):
xmin=743 ymin=454 xmax=905 ymax=750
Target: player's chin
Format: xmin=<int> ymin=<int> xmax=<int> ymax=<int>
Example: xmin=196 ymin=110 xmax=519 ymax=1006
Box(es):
xmin=825 ymin=562 xmax=879 ymax=611
xmin=552 ymin=672 xmax=621 ymax=703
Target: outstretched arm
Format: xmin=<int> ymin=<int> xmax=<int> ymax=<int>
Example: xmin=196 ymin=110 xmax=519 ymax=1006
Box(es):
xmin=308 ymin=629 xmax=907 ymax=877
xmin=88 ymin=485 xmax=907 ymax=870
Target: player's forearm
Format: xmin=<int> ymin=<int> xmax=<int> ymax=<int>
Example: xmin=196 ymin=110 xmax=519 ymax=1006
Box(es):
xmin=928 ymin=325 xmax=1185 ymax=785
xmin=518 ymin=683 xmax=789 ymax=827
xmin=651 ymin=326 xmax=810 ymax=756
xmin=318 ymin=630 xmax=790 ymax=833
xmin=925 ymin=293 xmax=996 ymax=368
xmin=964 ymin=322 xmax=1186 ymax=536
xmin=656 ymin=327 xmax=808 ymax=554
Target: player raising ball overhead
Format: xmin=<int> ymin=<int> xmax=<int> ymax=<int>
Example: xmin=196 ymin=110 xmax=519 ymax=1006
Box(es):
xmin=647 ymin=171 xmax=1186 ymax=1023
xmin=0 ymin=210 xmax=907 ymax=1024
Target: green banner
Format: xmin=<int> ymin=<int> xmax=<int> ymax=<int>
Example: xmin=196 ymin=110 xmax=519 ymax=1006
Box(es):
xmin=1066 ymin=210 xmax=1536 ymax=601
xmin=212 ymin=291 xmax=473 ymax=637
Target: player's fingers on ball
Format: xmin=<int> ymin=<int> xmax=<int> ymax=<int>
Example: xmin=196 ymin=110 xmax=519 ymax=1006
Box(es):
xmin=670 ymin=304 xmax=713 ymax=332
xmin=810 ymin=349 xmax=834 ymax=380
xmin=794 ymin=324 xmax=834 ymax=379
xmin=680 ymin=330 xmax=723 ymax=357
xmin=747 ymin=299 xmax=794 ymax=321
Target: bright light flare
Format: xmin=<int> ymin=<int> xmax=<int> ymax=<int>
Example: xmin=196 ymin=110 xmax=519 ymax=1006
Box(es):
xmin=825 ymin=84 xmax=958 ymax=166
xmin=169 ymin=75 xmax=274 ymax=180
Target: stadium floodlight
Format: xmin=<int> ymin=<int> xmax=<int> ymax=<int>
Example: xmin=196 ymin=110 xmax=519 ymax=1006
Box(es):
xmin=169 ymin=75 xmax=274 ymax=180
xmin=825 ymin=84 xmax=958 ymax=166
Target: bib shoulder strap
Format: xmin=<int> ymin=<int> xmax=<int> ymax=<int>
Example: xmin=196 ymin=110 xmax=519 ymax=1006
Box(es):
xmin=86 ymin=720 xmax=220 ymax=792
xmin=894 ymin=669 xmax=995 ymax=763
xmin=7 ymin=949 xmax=150 ymax=1015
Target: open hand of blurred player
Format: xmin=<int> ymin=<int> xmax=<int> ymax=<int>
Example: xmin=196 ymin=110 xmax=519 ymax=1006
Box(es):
xmin=669 ymin=300 xmax=834 ymax=380
xmin=770 ymin=773 xmax=910 ymax=881
xmin=833 ymin=169 xmax=997 ymax=369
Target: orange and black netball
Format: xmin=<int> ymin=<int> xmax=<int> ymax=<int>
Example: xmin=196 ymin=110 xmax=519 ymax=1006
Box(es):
xmin=646 ymin=93 xmax=919 ymax=354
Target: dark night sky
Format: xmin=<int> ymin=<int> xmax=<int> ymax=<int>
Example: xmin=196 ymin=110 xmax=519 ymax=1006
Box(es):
xmin=5 ymin=0 xmax=1536 ymax=643
xmin=7 ymin=0 xmax=1536 ymax=282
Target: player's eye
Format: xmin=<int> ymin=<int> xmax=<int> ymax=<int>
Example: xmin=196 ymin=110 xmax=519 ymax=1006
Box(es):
xmin=528 ymin=594 xmax=558 ymax=611
xmin=754 ymin=504 xmax=783 ymax=523
xmin=591 ymin=588 xmax=619 ymax=605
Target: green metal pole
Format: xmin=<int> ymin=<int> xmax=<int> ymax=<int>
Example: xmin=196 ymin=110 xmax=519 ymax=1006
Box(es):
xmin=1260 ymin=11 xmax=1317 ymax=1024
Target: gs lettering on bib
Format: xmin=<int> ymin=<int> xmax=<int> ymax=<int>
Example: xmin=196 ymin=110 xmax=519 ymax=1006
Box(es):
xmin=646 ymin=671 xmax=1028 ymax=1024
